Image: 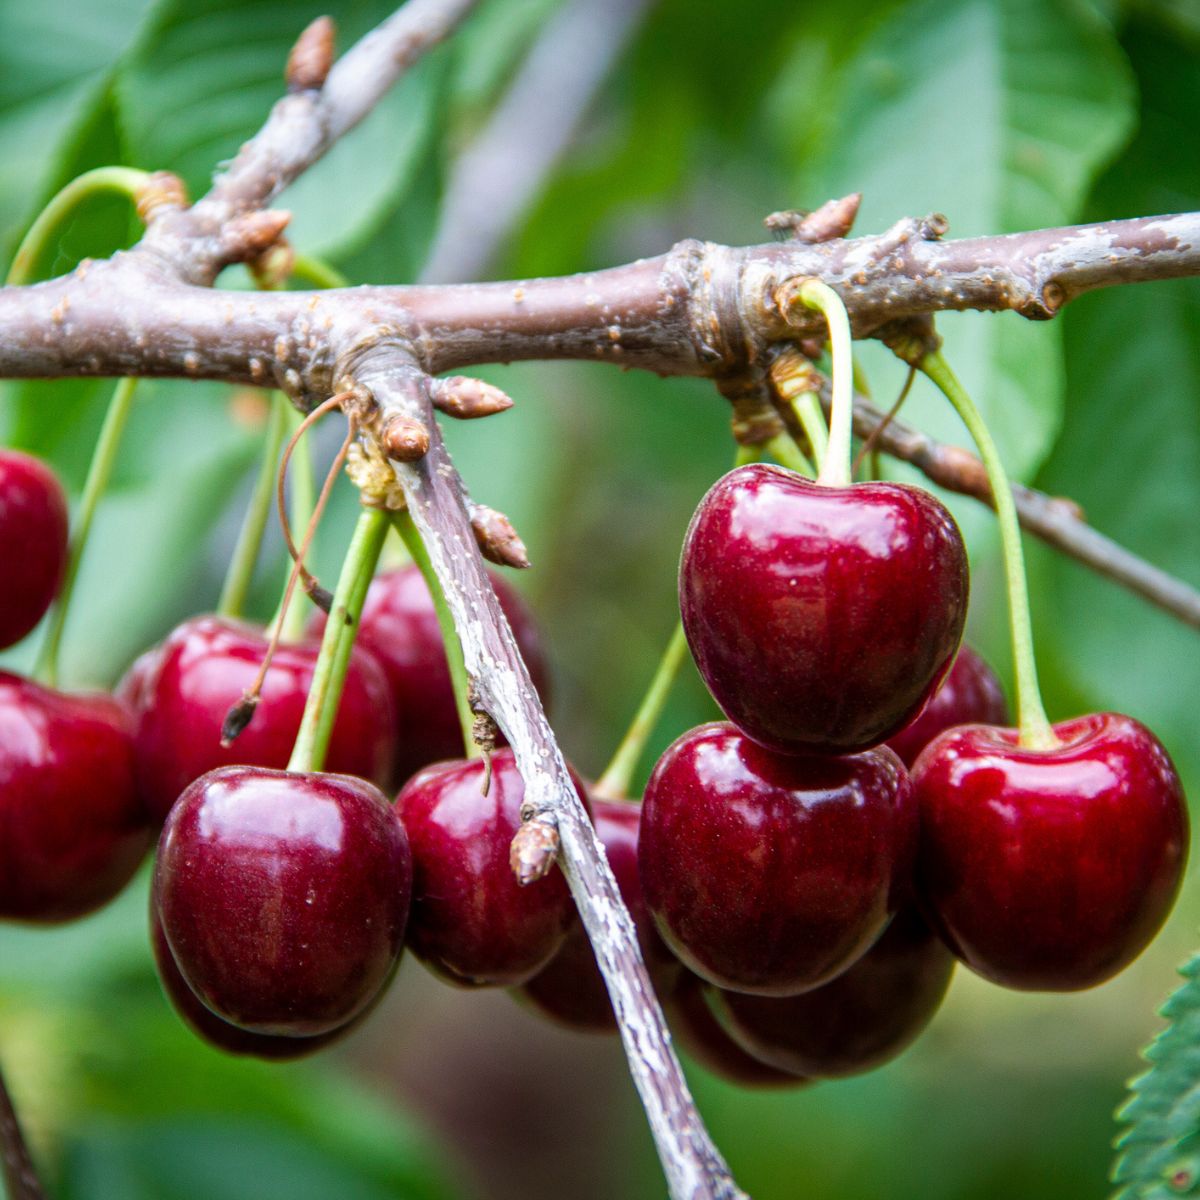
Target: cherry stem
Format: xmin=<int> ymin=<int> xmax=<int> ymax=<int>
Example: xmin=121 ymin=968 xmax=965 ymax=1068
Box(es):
xmin=733 ymin=443 xmax=762 ymax=468
xmin=217 ymin=391 xmax=290 ymax=619
xmin=766 ymin=431 xmax=815 ymax=477
xmin=278 ymin=405 xmax=318 ymax=642
xmin=32 ymin=376 xmax=136 ymax=687
xmin=852 ymin=365 xmax=916 ymax=478
xmin=594 ymin=622 xmax=689 ymax=801
xmin=393 ymin=507 xmax=479 ymax=759
xmin=287 ymin=505 xmax=389 ymax=774
xmin=921 ymin=350 xmax=1058 ymax=750
xmin=798 ymin=279 xmax=854 ymax=487
xmin=5 ymin=166 xmax=148 ymax=286
xmin=793 ymin=390 xmax=829 ymax=471
xmin=290 ymin=253 xmax=349 ymax=290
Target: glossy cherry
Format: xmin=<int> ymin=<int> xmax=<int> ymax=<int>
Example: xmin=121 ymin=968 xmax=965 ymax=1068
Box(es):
xmin=0 ymin=673 xmax=148 ymax=921
xmin=120 ymin=615 xmax=395 ymax=823
xmin=679 ymin=464 xmax=968 ymax=755
xmin=639 ymin=722 xmax=916 ymax=996
xmin=710 ymin=908 xmax=953 ymax=1078
xmin=517 ymin=797 xmax=682 ymax=1032
xmin=665 ymin=973 xmax=806 ymax=1088
xmin=914 ymin=713 xmax=1188 ymax=991
xmin=154 ymin=765 xmax=411 ymax=1035
xmin=151 ymin=909 xmax=357 ymax=1060
xmin=0 ymin=450 xmax=69 ymax=650
xmin=398 ymin=747 xmax=583 ymax=988
xmin=887 ymin=644 xmax=1009 ymax=767
xmin=311 ymin=564 xmax=549 ymax=787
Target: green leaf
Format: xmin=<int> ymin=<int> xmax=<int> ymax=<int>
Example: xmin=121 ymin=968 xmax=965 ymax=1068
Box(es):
xmin=801 ymin=0 xmax=1136 ymax=479
xmin=0 ymin=0 xmax=155 ymax=257
xmin=117 ymin=0 xmax=446 ymax=261
xmin=1112 ymin=948 xmax=1200 ymax=1199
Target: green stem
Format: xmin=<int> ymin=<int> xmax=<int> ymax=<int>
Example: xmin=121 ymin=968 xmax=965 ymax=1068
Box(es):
xmin=217 ymin=393 xmax=290 ymax=619
xmin=594 ymin=623 xmax=689 ymax=801
xmin=290 ymin=253 xmax=349 ymax=290
xmin=792 ymin=392 xmax=828 ymax=472
xmin=268 ymin=405 xmax=318 ymax=641
xmin=393 ymin=508 xmax=478 ymax=759
xmin=287 ymin=506 xmax=389 ymax=774
xmin=798 ymin=280 xmax=854 ymax=487
xmin=7 ymin=167 xmax=148 ymax=286
xmin=921 ymin=351 xmax=1057 ymax=750
xmin=765 ymin=432 xmax=815 ymax=477
xmin=734 ymin=443 xmax=763 ymax=468
xmin=34 ymin=377 xmax=138 ymax=687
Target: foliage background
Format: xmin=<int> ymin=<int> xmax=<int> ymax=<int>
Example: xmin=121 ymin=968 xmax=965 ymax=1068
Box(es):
xmin=0 ymin=0 xmax=1197 ymax=1195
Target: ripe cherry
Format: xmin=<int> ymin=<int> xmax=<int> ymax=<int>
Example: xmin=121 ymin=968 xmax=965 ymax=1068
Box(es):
xmin=679 ymin=465 xmax=968 ymax=755
xmin=154 ymin=765 xmax=411 ymax=1036
xmin=517 ymin=797 xmax=682 ymax=1032
xmin=639 ymin=722 xmax=916 ymax=996
xmin=151 ymin=909 xmax=357 ymax=1060
xmin=914 ymin=713 xmax=1187 ymax=991
xmin=887 ymin=644 xmax=1008 ymax=767
xmin=311 ymin=564 xmax=549 ymax=787
xmin=120 ymin=615 xmax=395 ymax=824
xmin=0 ymin=673 xmax=148 ymax=921
xmin=665 ymin=973 xmax=806 ymax=1088
xmin=398 ymin=747 xmax=583 ymax=987
xmin=709 ymin=908 xmax=953 ymax=1078
xmin=0 ymin=450 xmax=69 ymax=650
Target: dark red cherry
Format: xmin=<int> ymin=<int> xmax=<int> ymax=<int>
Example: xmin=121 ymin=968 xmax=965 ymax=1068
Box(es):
xmin=311 ymin=564 xmax=549 ymax=787
xmin=640 ymin=722 xmax=916 ymax=996
xmin=679 ymin=464 xmax=968 ymax=755
xmin=665 ymin=973 xmax=806 ymax=1089
xmin=121 ymin=615 xmax=395 ymax=823
xmin=151 ymin=909 xmax=356 ymax=1060
xmin=0 ymin=673 xmax=147 ymax=921
xmin=887 ymin=645 xmax=1008 ymax=767
xmin=397 ymin=747 xmax=583 ymax=987
xmin=710 ymin=908 xmax=953 ymax=1078
xmin=0 ymin=450 xmax=69 ymax=650
xmin=914 ymin=713 xmax=1188 ymax=991
xmin=154 ymin=765 xmax=410 ymax=1036
xmin=517 ymin=797 xmax=683 ymax=1032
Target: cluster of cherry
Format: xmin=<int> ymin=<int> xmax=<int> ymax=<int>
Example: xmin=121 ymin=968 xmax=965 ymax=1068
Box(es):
xmin=0 ymin=438 xmax=1187 ymax=1088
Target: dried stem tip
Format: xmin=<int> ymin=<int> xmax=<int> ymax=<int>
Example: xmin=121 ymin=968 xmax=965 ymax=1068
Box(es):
xmin=510 ymin=818 xmax=561 ymax=886
xmin=764 ymin=194 xmax=862 ymax=243
xmin=222 ymin=210 xmax=291 ymax=265
xmin=470 ymin=503 xmax=530 ymax=569
xmin=381 ymin=415 xmax=431 ymax=462
xmin=135 ymin=171 xmax=189 ymax=224
xmin=220 ymin=694 xmax=259 ymax=747
xmin=287 ymin=16 xmax=336 ymax=92
xmin=433 ymin=376 xmax=515 ymax=419
xmin=769 ymin=346 xmax=822 ymax=402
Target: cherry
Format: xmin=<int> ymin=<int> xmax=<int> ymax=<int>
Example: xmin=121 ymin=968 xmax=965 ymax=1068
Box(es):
xmin=0 ymin=676 xmax=147 ymax=916
xmin=639 ymin=722 xmax=916 ymax=996
xmin=155 ymin=765 xmax=410 ymax=1036
xmin=887 ymin=644 xmax=1009 ymax=767
xmin=0 ymin=450 xmax=69 ymax=650
xmin=311 ymin=564 xmax=549 ymax=786
xmin=664 ymin=973 xmax=806 ymax=1088
xmin=0 ymin=673 xmax=148 ymax=921
xmin=517 ymin=797 xmax=683 ymax=1032
xmin=914 ymin=713 xmax=1188 ymax=991
xmin=150 ymin=909 xmax=358 ymax=1060
xmin=120 ymin=615 xmax=395 ymax=824
xmin=679 ymin=464 xmax=968 ymax=755
xmin=709 ymin=908 xmax=953 ymax=1078
xmin=397 ymin=747 xmax=583 ymax=988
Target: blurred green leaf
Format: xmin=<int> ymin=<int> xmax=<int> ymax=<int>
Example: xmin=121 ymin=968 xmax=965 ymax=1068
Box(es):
xmin=0 ymin=0 xmax=155 ymax=257
xmin=117 ymin=0 xmax=446 ymax=261
xmin=803 ymin=0 xmax=1135 ymax=478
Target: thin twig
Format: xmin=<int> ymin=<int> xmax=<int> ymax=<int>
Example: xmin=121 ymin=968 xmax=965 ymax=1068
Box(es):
xmin=0 ymin=1059 xmax=45 ymax=1200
